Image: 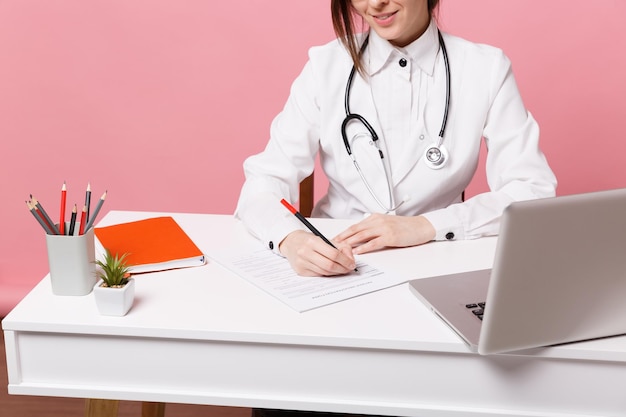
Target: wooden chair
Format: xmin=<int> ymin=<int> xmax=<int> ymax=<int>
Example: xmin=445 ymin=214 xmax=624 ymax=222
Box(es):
xmin=299 ymin=173 xmax=463 ymax=214
xmin=299 ymin=173 xmax=315 ymax=217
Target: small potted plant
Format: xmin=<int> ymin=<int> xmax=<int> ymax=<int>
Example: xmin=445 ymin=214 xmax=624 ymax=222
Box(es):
xmin=93 ymin=249 xmax=135 ymax=316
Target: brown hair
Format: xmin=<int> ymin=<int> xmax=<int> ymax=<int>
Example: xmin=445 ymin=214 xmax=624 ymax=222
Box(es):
xmin=331 ymin=0 xmax=440 ymax=75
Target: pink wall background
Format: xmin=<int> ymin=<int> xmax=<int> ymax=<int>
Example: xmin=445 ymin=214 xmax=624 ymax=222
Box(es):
xmin=1 ymin=1 xmax=625 ymax=316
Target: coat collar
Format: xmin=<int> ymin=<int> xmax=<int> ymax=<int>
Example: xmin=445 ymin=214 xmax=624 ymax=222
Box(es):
xmin=365 ymin=18 xmax=440 ymax=77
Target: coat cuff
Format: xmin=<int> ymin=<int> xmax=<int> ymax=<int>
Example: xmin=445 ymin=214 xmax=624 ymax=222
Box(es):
xmin=421 ymin=209 xmax=465 ymax=241
xmin=266 ymin=216 xmax=308 ymax=256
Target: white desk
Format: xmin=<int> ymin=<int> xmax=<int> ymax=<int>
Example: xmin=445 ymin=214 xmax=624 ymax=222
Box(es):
xmin=3 ymin=211 xmax=626 ymax=417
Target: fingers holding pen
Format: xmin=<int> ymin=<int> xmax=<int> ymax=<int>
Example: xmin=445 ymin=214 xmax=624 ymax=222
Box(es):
xmin=280 ymin=230 xmax=356 ymax=276
xmin=279 ymin=199 xmax=357 ymax=275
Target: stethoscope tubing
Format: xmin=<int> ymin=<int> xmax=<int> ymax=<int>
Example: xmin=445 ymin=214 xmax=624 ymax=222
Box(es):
xmin=343 ymin=30 xmax=450 ymax=152
xmin=437 ymin=30 xmax=450 ymax=142
xmin=340 ymin=29 xmax=451 ymax=212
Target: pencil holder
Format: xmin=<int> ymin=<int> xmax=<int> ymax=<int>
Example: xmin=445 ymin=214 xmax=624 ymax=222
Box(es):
xmin=45 ymin=223 xmax=96 ymax=296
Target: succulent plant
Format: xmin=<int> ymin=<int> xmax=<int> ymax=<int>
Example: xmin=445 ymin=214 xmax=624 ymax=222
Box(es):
xmin=94 ymin=249 xmax=131 ymax=287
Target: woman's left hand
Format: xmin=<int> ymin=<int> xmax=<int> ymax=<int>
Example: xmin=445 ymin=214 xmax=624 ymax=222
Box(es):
xmin=333 ymin=214 xmax=436 ymax=255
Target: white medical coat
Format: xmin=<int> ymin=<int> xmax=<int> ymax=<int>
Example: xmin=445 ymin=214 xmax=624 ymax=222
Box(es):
xmin=235 ymin=20 xmax=557 ymax=252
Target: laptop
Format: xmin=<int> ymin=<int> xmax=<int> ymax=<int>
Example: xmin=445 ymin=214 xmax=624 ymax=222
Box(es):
xmin=409 ymin=188 xmax=626 ymax=355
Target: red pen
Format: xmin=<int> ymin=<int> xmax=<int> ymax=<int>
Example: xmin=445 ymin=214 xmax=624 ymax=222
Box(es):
xmin=280 ymin=199 xmax=357 ymax=272
xmin=280 ymin=199 xmax=336 ymax=248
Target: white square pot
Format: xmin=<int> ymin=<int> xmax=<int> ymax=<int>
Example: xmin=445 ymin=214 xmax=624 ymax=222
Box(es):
xmin=93 ymin=278 xmax=135 ymax=316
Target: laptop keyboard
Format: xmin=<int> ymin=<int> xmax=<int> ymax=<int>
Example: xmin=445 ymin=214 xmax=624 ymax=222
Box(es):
xmin=466 ymin=302 xmax=486 ymax=321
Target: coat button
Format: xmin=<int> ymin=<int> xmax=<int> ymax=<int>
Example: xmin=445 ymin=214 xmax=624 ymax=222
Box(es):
xmin=399 ymin=58 xmax=407 ymax=68
xmin=445 ymin=232 xmax=455 ymax=240
xmin=269 ymin=241 xmax=274 ymax=250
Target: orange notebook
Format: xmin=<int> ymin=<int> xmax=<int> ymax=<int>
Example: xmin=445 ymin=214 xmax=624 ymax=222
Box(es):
xmin=94 ymin=216 xmax=206 ymax=273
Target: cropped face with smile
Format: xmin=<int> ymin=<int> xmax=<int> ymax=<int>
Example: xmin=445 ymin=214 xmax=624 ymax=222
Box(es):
xmin=351 ymin=0 xmax=431 ymax=47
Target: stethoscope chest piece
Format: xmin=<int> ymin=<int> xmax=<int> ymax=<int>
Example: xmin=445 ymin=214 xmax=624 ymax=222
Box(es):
xmin=423 ymin=143 xmax=448 ymax=170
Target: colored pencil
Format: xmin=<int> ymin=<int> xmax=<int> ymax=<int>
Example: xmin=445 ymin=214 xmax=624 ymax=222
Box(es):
xmin=59 ymin=182 xmax=67 ymax=235
xmin=78 ymin=204 xmax=87 ymax=235
xmin=68 ymin=204 xmax=78 ymax=236
xmin=84 ymin=182 xmax=92 ymax=226
xmin=84 ymin=190 xmax=107 ymax=231
xmin=26 ymin=200 xmax=54 ymax=234
xmin=31 ymin=196 xmax=59 ymax=235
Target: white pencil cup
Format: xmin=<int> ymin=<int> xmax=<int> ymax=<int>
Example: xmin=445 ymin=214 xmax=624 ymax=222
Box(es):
xmin=45 ymin=224 xmax=96 ymax=296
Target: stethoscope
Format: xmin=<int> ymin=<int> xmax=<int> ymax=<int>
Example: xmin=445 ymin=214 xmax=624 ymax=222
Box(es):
xmin=341 ymin=30 xmax=451 ymax=213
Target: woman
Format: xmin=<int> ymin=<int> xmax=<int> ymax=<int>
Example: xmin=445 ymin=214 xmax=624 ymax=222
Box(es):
xmin=235 ymin=0 xmax=556 ymax=278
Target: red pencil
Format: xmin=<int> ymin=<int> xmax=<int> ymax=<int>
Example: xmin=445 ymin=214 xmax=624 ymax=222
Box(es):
xmin=59 ymin=182 xmax=67 ymax=235
xmin=78 ymin=204 xmax=87 ymax=235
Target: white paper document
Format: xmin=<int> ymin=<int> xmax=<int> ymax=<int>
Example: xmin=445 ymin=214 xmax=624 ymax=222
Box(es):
xmin=208 ymin=243 xmax=405 ymax=312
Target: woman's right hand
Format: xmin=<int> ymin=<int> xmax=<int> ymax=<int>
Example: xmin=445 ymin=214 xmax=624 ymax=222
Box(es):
xmin=279 ymin=230 xmax=357 ymax=276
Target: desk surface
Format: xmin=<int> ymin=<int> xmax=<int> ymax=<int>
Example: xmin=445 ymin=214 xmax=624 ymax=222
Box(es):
xmin=4 ymin=211 xmax=626 ymax=417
